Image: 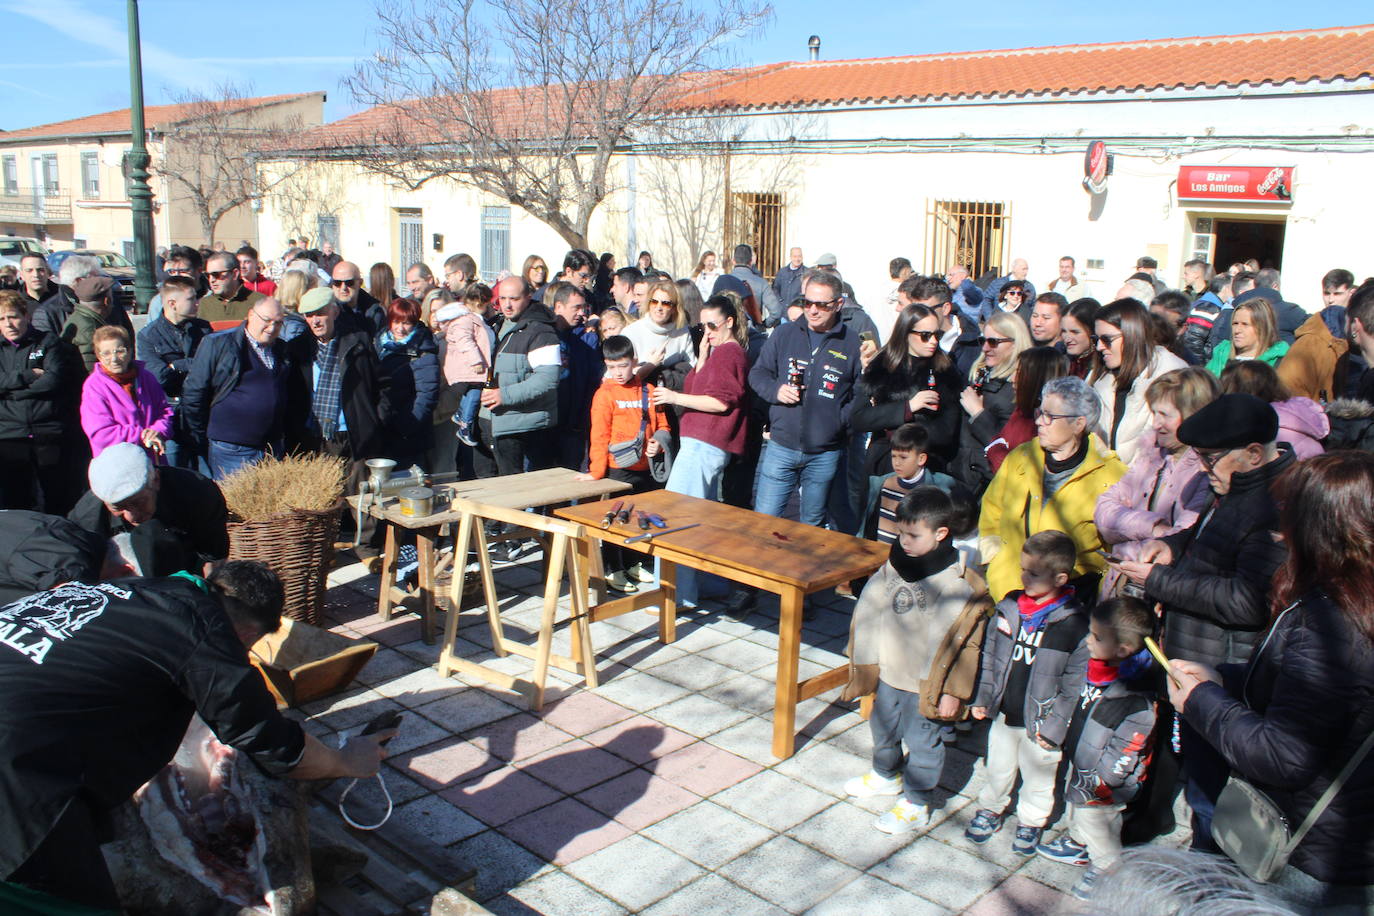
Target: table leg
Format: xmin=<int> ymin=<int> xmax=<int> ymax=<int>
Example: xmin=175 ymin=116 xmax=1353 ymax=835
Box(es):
xmin=439 ymin=512 xmax=475 ymax=679
xmin=771 ymin=586 xmax=804 ymax=759
xmin=417 ymin=526 xmax=438 ymax=645
xmin=377 ymin=522 xmax=399 ymax=621
xmin=658 ymin=559 xmax=678 ymax=645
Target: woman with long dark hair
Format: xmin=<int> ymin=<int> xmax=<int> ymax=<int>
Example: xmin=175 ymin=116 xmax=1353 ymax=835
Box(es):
xmin=1090 ymin=299 xmax=1188 ymax=465
xmin=1062 ymin=298 xmax=1101 ymax=379
xmin=368 ymin=262 xmax=397 ymax=307
xmin=852 ymin=303 xmax=963 ymax=480
xmin=984 ymin=345 xmax=1071 ymax=473
xmin=1169 ymin=452 xmax=1374 ymax=914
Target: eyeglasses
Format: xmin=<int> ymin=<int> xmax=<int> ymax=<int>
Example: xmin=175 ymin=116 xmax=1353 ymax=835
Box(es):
xmin=1196 ymin=447 xmax=1234 ymax=471
xmin=249 ymin=310 xmax=285 ymax=327
xmin=1033 ymin=407 xmax=1080 ymax=425
xmin=908 ymin=329 xmax=938 ymax=342
xmin=164 ymin=267 xmax=194 ymax=276
xmin=331 ymin=278 xmax=359 ymax=288
xmin=1004 ymin=290 xmax=1025 ymax=298
xmin=97 ymin=347 xmax=131 ymax=358
xmin=804 ymin=298 xmax=839 ymax=311
xmin=206 ymin=268 xmax=236 ymax=280
xmin=1093 ymin=332 xmax=1123 ymax=348
xmin=976 ymin=336 xmax=1014 ymax=348
xmin=647 ymin=297 xmax=675 ymax=307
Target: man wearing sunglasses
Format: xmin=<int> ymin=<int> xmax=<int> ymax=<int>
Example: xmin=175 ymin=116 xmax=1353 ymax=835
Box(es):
xmin=331 ymin=261 xmax=386 ymax=337
xmin=197 ymin=251 xmax=265 ymax=323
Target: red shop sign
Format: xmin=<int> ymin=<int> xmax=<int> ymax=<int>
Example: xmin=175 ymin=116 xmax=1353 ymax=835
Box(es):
xmin=1177 ymin=165 xmax=1294 ymax=203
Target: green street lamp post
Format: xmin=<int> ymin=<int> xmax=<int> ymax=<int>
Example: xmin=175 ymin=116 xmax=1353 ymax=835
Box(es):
xmin=126 ymin=0 xmax=157 ymax=313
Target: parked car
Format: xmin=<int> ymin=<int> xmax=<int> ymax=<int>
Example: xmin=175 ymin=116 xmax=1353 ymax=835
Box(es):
xmin=0 ymin=236 xmax=51 ymax=269
xmin=48 ymin=248 xmax=139 ymax=313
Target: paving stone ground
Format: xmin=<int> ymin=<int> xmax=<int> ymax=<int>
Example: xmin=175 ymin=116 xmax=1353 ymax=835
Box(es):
xmin=311 ymin=556 xmax=1190 ymax=914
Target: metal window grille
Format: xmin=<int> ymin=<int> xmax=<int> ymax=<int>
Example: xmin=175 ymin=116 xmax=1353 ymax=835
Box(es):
xmin=727 ymin=192 xmax=785 ymax=280
xmin=316 ymin=215 xmax=340 ymax=249
xmin=2 ymin=157 xmax=16 ymax=195
xmin=923 ymin=199 xmax=1012 ymax=282
xmin=121 ymin=240 xmax=135 ymax=262
xmin=41 ymin=155 xmax=59 ymax=196
xmin=397 ymin=208 xmax=423 ymax=294
xmin=479 ymin=205 xmax=510 ymax=283
xmin=80 ymin=152 xmax=99 ymax=198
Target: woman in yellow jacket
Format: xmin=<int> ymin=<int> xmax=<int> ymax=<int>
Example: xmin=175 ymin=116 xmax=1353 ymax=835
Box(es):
xmin=979 ymin=376 xmax=1126 ymax=601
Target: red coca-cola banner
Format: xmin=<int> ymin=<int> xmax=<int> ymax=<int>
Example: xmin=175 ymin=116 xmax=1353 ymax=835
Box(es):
xmin=1177 ymin=165 xmax=1294 ymax=203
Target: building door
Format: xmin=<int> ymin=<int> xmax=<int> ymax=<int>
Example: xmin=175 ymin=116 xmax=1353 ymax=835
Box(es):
xmin=727 ymin=192 xmax=785 ymax=280
xmin=397 ymin=209 xmax=423 ymax=293
xmin=1213 ymin=218 xmax=1285 ymax=271
xmin=317 ymin=215 xmax=340 ymax=250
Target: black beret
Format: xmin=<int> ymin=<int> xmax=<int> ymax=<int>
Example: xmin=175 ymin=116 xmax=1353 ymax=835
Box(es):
xmin=711 ymin=273 xmax=752 ymax=300
xmin=1177 ymin=393 xmax=1279 ymax=450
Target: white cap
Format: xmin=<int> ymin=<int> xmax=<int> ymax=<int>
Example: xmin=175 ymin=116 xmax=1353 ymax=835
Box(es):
xmin=434 ymin=302 xmax=464 ymax=323
xmin=88 ymin=442 xmax=154 ymax=504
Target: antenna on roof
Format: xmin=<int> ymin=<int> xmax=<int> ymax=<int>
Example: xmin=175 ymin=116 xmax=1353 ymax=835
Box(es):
xmin=807 ymin=35 xmax=821 ymax=62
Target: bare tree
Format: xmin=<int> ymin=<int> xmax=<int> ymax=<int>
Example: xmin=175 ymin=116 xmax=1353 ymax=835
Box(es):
xmin=155 ymin=85 xmax=307 ymax=244
xmin=263 ymin=159 xmax=354 ymax=248
xmin=344 ymin=0 xmax=772 ymax=250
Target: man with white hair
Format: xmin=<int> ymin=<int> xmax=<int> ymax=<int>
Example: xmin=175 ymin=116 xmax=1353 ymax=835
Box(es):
xmin=31 ymin=254 xmax=132 ymax=338
xmin=983 ymin=259 xmax=1036 ymax=319
xmin=1116 ymin=278 xmax=1156 ymax=306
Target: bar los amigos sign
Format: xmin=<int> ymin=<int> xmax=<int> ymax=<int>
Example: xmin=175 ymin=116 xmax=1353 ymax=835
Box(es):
xmin=1177 ymin=165 xmax=1294 ymax=203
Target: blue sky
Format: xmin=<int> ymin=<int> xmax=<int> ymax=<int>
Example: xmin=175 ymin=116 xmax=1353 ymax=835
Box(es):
xmin=0 ymin=0 xmax=1366 ymax=131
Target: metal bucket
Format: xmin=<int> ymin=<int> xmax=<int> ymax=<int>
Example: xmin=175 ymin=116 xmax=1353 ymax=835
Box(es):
xmin=397 ymin=486 xmax=434 ymax=518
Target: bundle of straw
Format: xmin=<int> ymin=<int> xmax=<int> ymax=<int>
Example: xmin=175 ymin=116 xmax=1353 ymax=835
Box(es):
xmin=219 ymin=453 xmax=346 ymax=522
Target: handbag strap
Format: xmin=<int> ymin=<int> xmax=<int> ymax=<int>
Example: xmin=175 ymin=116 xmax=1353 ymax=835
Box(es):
xmin=1284 ymin=720 xmax=1374 ymax=855
xmin=639 ymin=385 xmax=650 ymax=435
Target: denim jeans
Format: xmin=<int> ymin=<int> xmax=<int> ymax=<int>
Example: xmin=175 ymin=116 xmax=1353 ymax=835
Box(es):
xmin=209 ymin=439 xmax=274 ymax=481
xmin=666 ymin=437 xmax=731 ymax=605
xmin=871 ymin=680 xmax=945 ymax=806
xmin=753 ymin=441 xmax=842 ymax=527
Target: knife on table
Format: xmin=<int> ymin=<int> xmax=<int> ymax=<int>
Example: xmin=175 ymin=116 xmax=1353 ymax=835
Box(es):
xmin=617 ymin=502 xmax=634 ymax=525
xmin=623 ymin=523 xmax=700 ymax=544
xmin=601 ymin=501 xmax=623 ymax=529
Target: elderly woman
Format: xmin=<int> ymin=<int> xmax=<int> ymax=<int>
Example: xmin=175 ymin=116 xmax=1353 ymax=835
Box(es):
xmin=1094 ymin=368 xmax=1218 ymax=597
xmin=951 ymin=310 xmax=1031 ymax=493
xmin=1169 ymin=452 xmax=1374 ymax=914
xmin=985 ymin=345 xmax=1071 ymax=473
xmin=621 ymin=278 xmax=693 ymax=389
xmin=80 ymin=325 xmax=174 ymax=462
xmin=979 ymin=375 xmax=1127 ymax=601
xmin=1206 ymin=296 xmax=1289 ymax=376
xmin=1091 ymin=298 xmax=1189 ymax=465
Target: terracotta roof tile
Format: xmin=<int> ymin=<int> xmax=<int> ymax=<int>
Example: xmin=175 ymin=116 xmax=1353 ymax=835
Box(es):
xmin=0 ymin=92 xmax=322 ymax=141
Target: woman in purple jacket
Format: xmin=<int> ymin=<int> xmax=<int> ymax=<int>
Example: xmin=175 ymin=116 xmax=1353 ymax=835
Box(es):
xmin=79 ymin=325 xmax=174 ymax=462
xmin=1093 ymin=368 xmax=1218 ymax=597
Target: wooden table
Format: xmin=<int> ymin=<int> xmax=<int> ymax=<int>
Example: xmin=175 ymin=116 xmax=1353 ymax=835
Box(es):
xmin=348 ymin=468 xmax=630 ymax=643
xmin=555 ymin=490 xmax=889 ymax=759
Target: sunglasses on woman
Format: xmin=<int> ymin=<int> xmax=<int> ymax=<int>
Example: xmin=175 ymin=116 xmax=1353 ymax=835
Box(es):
xmin=907 ymin=329 xmax=938 ymax=342
xmin=976 ymin=336 xmax=1014 ymax=348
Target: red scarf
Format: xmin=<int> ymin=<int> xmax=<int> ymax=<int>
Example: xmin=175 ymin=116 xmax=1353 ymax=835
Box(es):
xmin=99 ymin=362 xmax=138 ymax=400
xmin=1087 ymin=658 xmax=1122 ymax=687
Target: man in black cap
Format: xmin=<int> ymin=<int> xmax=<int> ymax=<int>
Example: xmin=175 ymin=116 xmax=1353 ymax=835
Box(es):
xmin=1112 ymin=392 xmax=1292 ymax=852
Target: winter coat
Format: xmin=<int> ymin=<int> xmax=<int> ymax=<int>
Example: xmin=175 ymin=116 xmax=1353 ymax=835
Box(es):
xmin=0 ymin=510 xmax=107 ymax=605
xmin=1271 ymin=396 xmax=1328 ymax=458
xmin=1180 ymin=292 xmax=1226 ymax=365
xmin=844 ymin=559 xmax=993 ymax=720
xmin=444 ymin=311 xmax=493 ymax=384
xmin=180 ymin=328 xmax=290 ymax=445
xmin=985 ymin=411 xmax=1037 ymax=474
xmin=851 ymin=356 xmax=962 ymax=475
xmin=732 ymin=265 xmax=783 ymax=326
xmin=1092 ymin=346 xmax=1189 ymax=465
xmin=285 ymin=330 xmax=389 ymax=458
xmin=61 ymin=303 xmax=135 ymax=374
xmin=1278 ymin=312 xmax=1348 ymax=403
xmin=587 ymin=379 xmax=670 ymax=479
xmin=1204 ymin=339 xmax=1289 ymax=377
xmin=838 ymin=304 xmax=879 ymax=344
xmin=622 ymin=319 xmax=694 ymax=383
xmin=973 ymin=591 xmax=1090 ymax=745
xmin=136 ymin=312 xmax=212 ymax=400
xmin=951 ymin=374 xmax=1015 ymax=493
xmin=1326 ymin=398 xmax=1374 ymax=451
xmin=483 ymin=302 xmax=561 ymax=437
xmin=771 ymin=263 xmax=806 ymax=313
xmin=376 ymin=324 xmax=440 ymax=460
xmin=983 ymin=276 xmax=1037 ymax=318
xmin=335 ymin=289 xmax=387 ymax=339
xmin=1148 ymin=448 xmax=1294 ymax=666
xmin=0 ymin=328 xmax=80 ymax=440
xmin=980 ymin=434 xmax=1126 ymax=601
xmin=946 ymin=312 xmax=983 ymax=377
xmin=557 ymin=325 xmax=603 ymax=435
xmin=1065 ymin=676 xmax=1158 ymax=807
xmin=196 ymin=285 xmax=264 ymax=324
xmin=748 ymin=317 xmax=863 ymax=454
xmin=1184 ymin=592 xmax=1374 ymax=886
xmin=1094 ymin=431 xmax=1211 ymax=596
xmin=31 ymin=286 xmax=132 ymax=342
xmin=79 ymin=361 xmax=175 ymax=460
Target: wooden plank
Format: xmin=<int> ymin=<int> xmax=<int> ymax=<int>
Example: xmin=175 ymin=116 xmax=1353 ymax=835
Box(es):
xmin=797 ymin=665 xmax=849 ymax=702
xmin=772 ymin=587 xmax=805 ymax=759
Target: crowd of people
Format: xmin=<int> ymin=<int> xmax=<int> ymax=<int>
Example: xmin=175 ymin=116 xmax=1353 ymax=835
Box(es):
xmin=2 ymin=235 xmax=1373 ymax=913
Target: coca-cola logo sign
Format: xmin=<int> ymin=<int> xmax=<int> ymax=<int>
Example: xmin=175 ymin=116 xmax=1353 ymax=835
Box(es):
xmin=1177 ymin=166 xmax=1294 ymax=203
xmin=1083 ymin=141 xmax=1111 ymax=194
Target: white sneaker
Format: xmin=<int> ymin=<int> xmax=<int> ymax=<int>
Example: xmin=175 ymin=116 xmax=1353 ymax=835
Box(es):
xmin=843 ymin=770 xmax=903 ymax=798
xmin=875 ymin=798 xmax=931 ymax=834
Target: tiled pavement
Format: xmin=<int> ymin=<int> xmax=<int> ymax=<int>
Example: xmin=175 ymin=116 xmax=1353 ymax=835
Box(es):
xmin=308 ymin=557 xmax=1188 ymax=914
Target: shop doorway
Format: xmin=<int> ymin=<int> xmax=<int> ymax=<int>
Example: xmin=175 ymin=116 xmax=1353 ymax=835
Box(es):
xmin=1213 ymin=218 xmax=1285 ymax=271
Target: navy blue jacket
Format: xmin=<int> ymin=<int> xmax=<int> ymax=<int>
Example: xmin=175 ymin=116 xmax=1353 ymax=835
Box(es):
xmin=181 ymin=328 xmax=290 ymax=444
xmin=748 ymin=317 xmax=863 ymax=453
xmin=375 ymin=324 xmax=439 ymax=453
xmin=557 ymin=324 xmax=602 ymax=434
xmin=136 ymin=312 xmax=212 ymax=399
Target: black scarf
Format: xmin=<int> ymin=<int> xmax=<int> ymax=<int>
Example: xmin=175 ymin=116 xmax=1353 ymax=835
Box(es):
xmin=1044 ymin=434 xmax=1089 ymax=475
xmin=889 ymin=540 xmax=959 ymax=583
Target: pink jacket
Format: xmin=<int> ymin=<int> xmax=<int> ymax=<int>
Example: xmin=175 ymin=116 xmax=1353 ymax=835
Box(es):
xmin=1093 ymin=429 xmax=1211 ymax=595
xmin=1273 ymin=396 xmax=1328 ymax=459
xmin=79 ymin=360 xmax=175 ymax=461
xmin=444 ymin=311 xmax=494 ymax=384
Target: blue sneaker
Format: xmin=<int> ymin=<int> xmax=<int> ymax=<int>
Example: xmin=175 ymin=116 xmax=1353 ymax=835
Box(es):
xmin=1012 ymin=824 xmax=1043 ymax=856
xmin=1036 ymin=834 xmax=1091 ymax=867
xmin=964 ymin=809 xmax=1004 ymax=844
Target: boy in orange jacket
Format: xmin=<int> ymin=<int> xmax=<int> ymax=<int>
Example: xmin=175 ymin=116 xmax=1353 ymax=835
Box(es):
xmin=576 ymin=335 xmax=670 ymax=592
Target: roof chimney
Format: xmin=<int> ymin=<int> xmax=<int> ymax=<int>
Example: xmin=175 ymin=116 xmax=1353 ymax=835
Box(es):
xmin=807 ymin=35 xmax=821 ymax=62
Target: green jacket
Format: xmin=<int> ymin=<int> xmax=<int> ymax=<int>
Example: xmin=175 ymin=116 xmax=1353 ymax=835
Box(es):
xmin=1205 ymin=339 xmax=1289 ymax=377
xmin=60 ymin=304 xmax=121 ymax=374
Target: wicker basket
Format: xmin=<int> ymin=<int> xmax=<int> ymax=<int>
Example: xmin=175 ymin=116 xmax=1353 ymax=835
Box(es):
xmin=228 ymin=504 xmax=341 ymax=624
